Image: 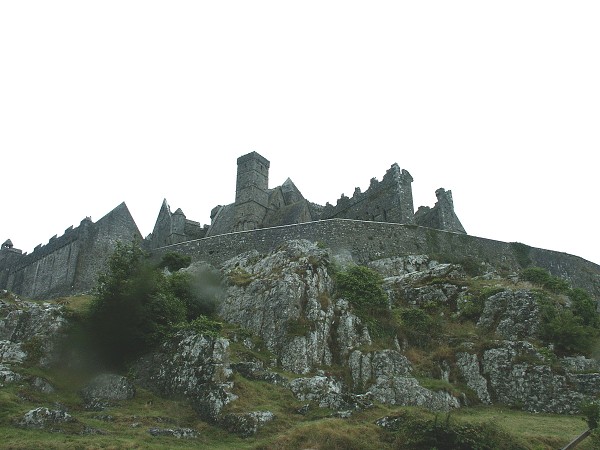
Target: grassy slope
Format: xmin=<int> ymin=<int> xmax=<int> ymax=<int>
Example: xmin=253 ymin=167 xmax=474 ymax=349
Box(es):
xmin=0 ymin=363 xmax=594 ymax=450
xmin=1 ymin=285 xmax=598 ymax=450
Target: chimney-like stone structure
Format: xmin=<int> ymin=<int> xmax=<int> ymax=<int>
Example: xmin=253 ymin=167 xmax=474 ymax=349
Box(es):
xmin=234 ymin=151 xmax=271 ymax=232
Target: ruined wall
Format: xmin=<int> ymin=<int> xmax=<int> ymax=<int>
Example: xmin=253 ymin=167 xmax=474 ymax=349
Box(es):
xmin=415 ymin=188 xmax=466 ymax=234
xmin=0 ymin=247 xmax=24 ymax=291
xmin=152 ymin=219 xmax=600 ymax=301
xmin=5 ymin=203 xmax=140 ymax=299
xmin=73 ymin=202 xmax=141 ymax=293
xmin=317 ymin=164 xmax=415 ymax=224
xmin=147 ymin=200 xmax=208 ymax=249
xmin=6 ymin=225 xmax=82 ymax=299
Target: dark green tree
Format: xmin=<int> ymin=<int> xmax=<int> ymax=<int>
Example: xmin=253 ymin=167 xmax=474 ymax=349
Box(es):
xmin=88 ymin=241 xmax=186 ymax=369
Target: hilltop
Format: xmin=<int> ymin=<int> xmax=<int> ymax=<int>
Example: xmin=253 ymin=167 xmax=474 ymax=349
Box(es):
xmin=1 ymin=239 xmax=599 ymax=448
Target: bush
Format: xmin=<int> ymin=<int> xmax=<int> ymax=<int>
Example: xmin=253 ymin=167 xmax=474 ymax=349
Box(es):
xmin=334 ymin=265 xmax=387 ymax=314
xmin=167 ymin=270 xmax=221 ymax=320
xmin=159 ymin=252 xmax=192 ymax=272
xmin=88 ymin=241 xmax=188 ymax=369
xmin=538 ymin=298 xmax=596 ymax=356
xmin=520 ymin=267 xmax=569 ymax=294
xmin=569 ymin=288 xmax=599 ymax=328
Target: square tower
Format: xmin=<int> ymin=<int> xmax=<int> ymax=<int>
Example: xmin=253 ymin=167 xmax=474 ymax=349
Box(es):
xmin=234 ymin=152 xmax=270 ymax=231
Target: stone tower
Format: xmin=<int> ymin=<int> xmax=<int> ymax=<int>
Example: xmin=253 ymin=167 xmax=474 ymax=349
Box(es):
xmin=234 ymin=151 xmax=270 ymax=231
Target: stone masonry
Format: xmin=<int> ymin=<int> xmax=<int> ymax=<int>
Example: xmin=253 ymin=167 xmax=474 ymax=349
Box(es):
xmin=2 ymin=152 xmax=599 ymax=300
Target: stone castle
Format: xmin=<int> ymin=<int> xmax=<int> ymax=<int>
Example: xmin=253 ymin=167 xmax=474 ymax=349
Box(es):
xmin=147 ymin=151 xmax=465 ymax=248
xmin=2 ymin=152 xmax=599 ymax=300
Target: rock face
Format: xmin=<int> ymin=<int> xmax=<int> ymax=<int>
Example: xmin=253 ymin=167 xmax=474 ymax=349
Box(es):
xmin=134 ymin=331 xmax=235 ymax=422
xmin=219 ymin=240 xmax=336 ymax=374
xmin=81 ymin=374 xmax=135 ymax=409
xmin=19 ymin=407 xmax=73 ymax=430
xmin=220 ymin=411 xmax=275 ymax=437
xmin=2 ymin=238 xmax=599 ymax=436
xmin=477 ymin=290 xmax=540 ymax=340
xmin=0 ymin=298 xmax=69 ymax=367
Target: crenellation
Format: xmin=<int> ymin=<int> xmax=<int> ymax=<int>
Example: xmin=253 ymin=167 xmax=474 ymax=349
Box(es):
xmin=6 ymin=150 xmax=589 ymax=301
xmin=1 ymin=203 xmax=140 ymax=298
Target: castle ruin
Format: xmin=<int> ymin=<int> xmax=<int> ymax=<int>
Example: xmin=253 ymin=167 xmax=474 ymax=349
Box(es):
xmin=11 ymin=151 xmax=598 ymax=302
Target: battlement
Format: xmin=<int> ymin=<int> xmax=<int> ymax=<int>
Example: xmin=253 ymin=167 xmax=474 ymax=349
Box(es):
xmin=1 ymin=202 xmax=140 ymax=299
xmin=2 ymin=152 xmax=470 ymax=299
xmin=319 ymin=163 xmax=415 ymax=224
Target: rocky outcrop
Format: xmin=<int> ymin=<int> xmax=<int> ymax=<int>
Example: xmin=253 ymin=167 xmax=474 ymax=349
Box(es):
xmin=134 ymin=331 xmax=235 ymax=423
xmin=458 ymin=341 xmax=586 ymax=414
xmin=18 ymin=407 xmax=74 ymax=430
xmin=219 ymin=240 xmax=336 ymax=374
xmin=148 ymin=427 xmax=199 ymax=439
xmin=346 ymin=349 xmax=458 ymax=410
xmin=456 ymin=352 xmax=491 ymax=404
xmin=81 ymin=374 xmax=135 ymax=410
xmin=0 ymin=298 xmax=69 ymax=367
xmin=478 ymin=290 xmax=540 ymax=340
xmin=0 ymin=363 xmax=21 ymax=385
xmin=220 ymin=411 xmax=275 ymax=437
xmin=380 ymin=261 xmax=467 ymax=307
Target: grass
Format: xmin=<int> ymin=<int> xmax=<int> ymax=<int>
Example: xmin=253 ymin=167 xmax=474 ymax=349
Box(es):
xmin=453 ymin=406 xmax=596 ymax=449
xmin=2 ymin=364 xmax=597 ymax=449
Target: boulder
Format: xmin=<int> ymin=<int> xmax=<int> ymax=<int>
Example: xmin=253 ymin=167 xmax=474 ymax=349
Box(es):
xmin=19 ymin=407 xmax=73 ymax=430
xmin=80 ymin=374 xmax=135 ymax=409
xmin=148 ymin=428 xmax=199 ymax=439
xmin=220 ymin=411 xmax=275 ymax=437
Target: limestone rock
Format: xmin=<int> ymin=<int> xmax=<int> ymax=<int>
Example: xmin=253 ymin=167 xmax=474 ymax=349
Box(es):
xmin=561 ymin=356 xmax=600 ymax=373
xmin=382 ymin=262 xmax=466 ymax=306
xmin=31 ymin=376 xmax=55 ymax=394
xmin=456 ymin=352 xmax=491 ymax=404
xmin=148 ymin=428 xmax=199 ymax=439
xmin=477 ymin=290 xmax=539 ymax=340
xmin=220 ymin=240 xmax=335 ymax=374
xmin=81 ymin=374 xmax=135 ymax=409
xmin=0 ymin=300 xmax=68 ymax=367
xmin=368 ymin=255 xmax=434 ymax=278
xmin=135 ymin=331 xmax=235 ymax=422
xmin=19 ymin=407 xmax=73 ymax=429
xmin=347 ymin=348 xmax=457 ymax=411
xmin=0 ymin=340 xmax=26 ymax=364
xmin=289 ymin=376 xmax=347 ymax=410
xmin=220 ymin=411 xmax=275 ymax=437
xmin=482 ymin=341 xmax=584 ymax=413
xmin=0 ymin=363 xmax=21 ymax=384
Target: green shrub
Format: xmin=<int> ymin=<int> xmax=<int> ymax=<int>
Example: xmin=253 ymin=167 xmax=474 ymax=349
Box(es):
xmin=520 ymin=267 xmax=569 ymax=294
xmin=334 ymin=265 xmax=387 ymax=314
xmin=383 ymin=411 xmax=522 ymax=449
xmin=538 ymin=298 xmax=596 ymax=356
xmin=511 ymin=242 xmax=532 ymax=268
xmin=172 ymin=315 xmax=223 ymax=337
xmin=167 ymin=270 xmax=221 ymax=320
xmin=580 ymin=401 xmax=600 ymax=430
xmin=158 ymin=251 xmax=192 ymax=271
xmin=569 ymin=288 xmax=599 ymax=327
xmin=88 ymin=241 xmax=188 ymax=369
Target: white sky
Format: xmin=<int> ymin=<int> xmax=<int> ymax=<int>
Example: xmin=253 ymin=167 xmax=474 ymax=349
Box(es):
xmin=1 ymin=2 xmax=599 ymax=265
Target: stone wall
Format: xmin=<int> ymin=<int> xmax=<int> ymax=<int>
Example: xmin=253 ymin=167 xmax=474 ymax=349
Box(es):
xmin=318 ymin=164 xmax=415 ymax=224
xmin=151 ymin=219 xmax=600 ymax=300
xmin=3 ymin=203 xmax=140 ymax=299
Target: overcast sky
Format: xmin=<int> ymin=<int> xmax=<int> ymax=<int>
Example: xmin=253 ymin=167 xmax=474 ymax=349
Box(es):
xmin=1 ymin=2 xmax=599 ymax=266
